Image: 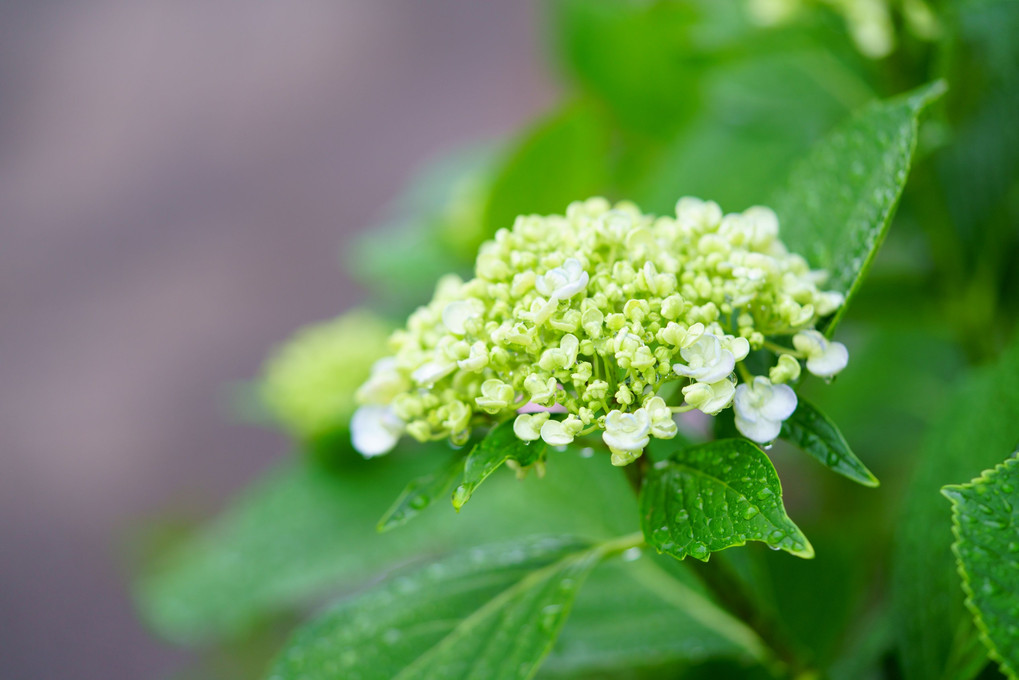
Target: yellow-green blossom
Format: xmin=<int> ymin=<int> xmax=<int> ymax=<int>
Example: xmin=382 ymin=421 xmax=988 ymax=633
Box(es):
xmin=261 ymin=310 xmax=393 ymax=440
xmin=353 ymin=197 xmax=849 ymax=459
xmin=748 ymin=0 xmax=939 ymax=59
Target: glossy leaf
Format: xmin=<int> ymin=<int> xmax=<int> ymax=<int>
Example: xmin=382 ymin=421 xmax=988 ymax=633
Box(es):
xmin=640 ymin=439 xmax=813 ymax=562
xmin=943 ymin=453 xmax=1019 ymax=680
xmin=378 ymin=454 xmax=465 ymax=532
xmin=267 ymin=536 xmax=602 ymax=680
xmin=770 ymin=81 xmax=946 ymax=334
xmin=892 ymin=335 xmax=1019 ymax=680
xmin=452 ymin=420 xmax=545 ymax=510
xmin=780 ymin=399 xmax=878 ymax=487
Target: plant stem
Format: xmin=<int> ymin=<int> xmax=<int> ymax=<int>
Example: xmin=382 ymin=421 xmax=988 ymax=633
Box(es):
xmin=686 ymin=556 xmax=813 ymax=678
xmin=623 ymin=454 xmax=648 ymax=497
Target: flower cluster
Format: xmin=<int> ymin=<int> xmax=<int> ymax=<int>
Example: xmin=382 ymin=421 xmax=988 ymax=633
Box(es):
xmin=260 ymin=310 xmax=393 ymax=441
xmin=748 ymin=0 xmax=939 ymax=59
xmin=353 ymin=197 xmax=848 ymax=464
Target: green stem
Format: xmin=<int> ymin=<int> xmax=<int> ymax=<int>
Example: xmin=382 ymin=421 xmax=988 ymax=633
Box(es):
xmin=623 ymin=454 xmax=649 ymax=497
xmin=686 ymin=557 xmax=814 ymax=678
xmin=737 ymin=362 xmax=754 ymax=383
xmin=762 ymin=340 xmax=803 ymax=358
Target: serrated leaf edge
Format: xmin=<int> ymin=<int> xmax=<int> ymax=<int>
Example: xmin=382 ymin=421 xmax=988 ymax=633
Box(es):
xmin=642 ymin=441 xmax=814 ymax=562
xmin=941 ymin=452 xmax=1019 ymax=680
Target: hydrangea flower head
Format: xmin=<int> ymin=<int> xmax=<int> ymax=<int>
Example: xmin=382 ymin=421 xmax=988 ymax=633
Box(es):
xmin=352 ymin=197 xmax=848 ymax=460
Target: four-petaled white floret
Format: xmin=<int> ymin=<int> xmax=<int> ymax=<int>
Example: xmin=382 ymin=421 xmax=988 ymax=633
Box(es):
xmin=733 ymin=377 xmax=798 ymax=444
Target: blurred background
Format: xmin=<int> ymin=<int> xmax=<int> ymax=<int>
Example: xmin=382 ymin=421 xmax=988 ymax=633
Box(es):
xmin=0 ymin=2 xmax=556 ymax=678
xmin=4 ymin=0 xmax=1018 ymax=678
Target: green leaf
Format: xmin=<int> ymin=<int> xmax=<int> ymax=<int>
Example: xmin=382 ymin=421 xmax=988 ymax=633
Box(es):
xmin=633 ymin=49 xmax=867 ymax=214
xmin=378 ymin=454 xmax=465 ymax=532
xmin=453 ymin=420 xmax=546 ymax=510
xmin=481 ymin=103 xmax=612 ymax=238
xmin=267 ymin=536 xmax=606 ymax=680
xmin=892 ymin=334 xmax=1019 ymax=680
xmin=543 ymin=555 xmax=764 ymax=676
xmin=780 ymin=399 xmax=878 ymax=487
xmin=640 ymin=439 xmax=813 ymax=562
xmin=943 ymin=453 xmax=1019 ymax=680
xmin=348 ymin=144 xmax=496 ymax=309
xmin=136 ymin=454 xmax=455 ymax=644
xmin=136 ymin=447 xmax=639 ymax=644
xmin=550 ymin=0 xmax=705 ymax=138
xmin=769 ymin=81 xmax=946 ymax=334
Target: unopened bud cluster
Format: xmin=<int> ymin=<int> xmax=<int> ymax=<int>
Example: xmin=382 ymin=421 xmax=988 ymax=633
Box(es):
xmin=353 ymin=197 xmax=848 ymax=464
xmin=260 ymin=310 xmax=394 ymax=440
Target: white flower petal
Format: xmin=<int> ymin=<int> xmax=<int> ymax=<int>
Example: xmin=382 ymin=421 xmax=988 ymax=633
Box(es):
xmin=733 ymin=376 xmax=797 ymax=427
xmin=758 ymin=381 xmax=797 ymax=420
xmin=699 ymin=349 xmax=735 ymax=383
xmin=540 ymin=419 xmax=575 ymax=446
xmin=603 ymin=409 xmax=651 ymax=458
xmin=684 ymin=378 xmax=736 ymax=415
xmin=673 ymin=333 xmax=735 ymax=382
xmin=806 ymin=341 xmax=849 ymax=378
xmin=442 ymin=301 xmax=476 ymax=336
xmin=726 ymin=336 xmax=751 ymax=362
xmin=513 ymin=413 xmax=549 ymax=441
xmin=351 ymin=406 xmax=403 ymax=457
xmin=535 ymin=258 xmax=589 ymax=301
xmin=411 ymin=360 xmax=456 ymax=387
xmin=735 ymin=413 xmax=782 ymax=444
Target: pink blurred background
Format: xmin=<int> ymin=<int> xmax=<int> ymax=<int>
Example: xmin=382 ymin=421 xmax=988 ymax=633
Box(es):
xmin=0 ymin=2 xmax=557 ymax=677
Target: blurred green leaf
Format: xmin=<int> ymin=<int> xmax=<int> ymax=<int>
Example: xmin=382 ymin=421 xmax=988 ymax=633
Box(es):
xmin=452 ymin=420 xmax=545 ymax=510
xmin=943 ymin=453 xmax=1019 ymax=680
xmin=770 ymin=81 xmax=946 ymax=334
xmin=136 ymin=453 xmax=452 ymax=644
xmin=481 ymin=103 xmax=612 ymax=238
xmin=267 ymin=536 xmax=604 ymax=680
xmin=550 ymin=0 xmax=706 ymax=139
xmin=348 ymin=144 xmax=497 ymax=309
xmin=541 ymin=557 xmax=759 ymax=677
xmin=640 ymin=439 xmax=813 ymax=562
xmin=892 ymin=334 xmax=1019 ymax=680
xmin=136 ymin=447 xmax=638 ymax=644
xmin=938 ymin=0 xmax=1019 ymax=260
xmin=780 ymin=399 xmax=878 ymax=487
xmin=634 ymin=48 xmax=866 ymax=213
xmin=377 ymin=454 xmax=465 ymax=532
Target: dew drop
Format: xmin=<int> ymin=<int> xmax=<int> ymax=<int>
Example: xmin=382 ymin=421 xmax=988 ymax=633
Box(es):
xmin=621 ymin=547 xmax=643 ymax=562
xmin=688 ymin=542 xmax=710 ymax=560
xmin=540 ymin=604 xmax=564 ymax=631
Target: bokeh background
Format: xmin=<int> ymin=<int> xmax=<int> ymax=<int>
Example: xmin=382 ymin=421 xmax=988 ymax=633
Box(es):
xmin=0 ymin=3 xmax=556 ymax=678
